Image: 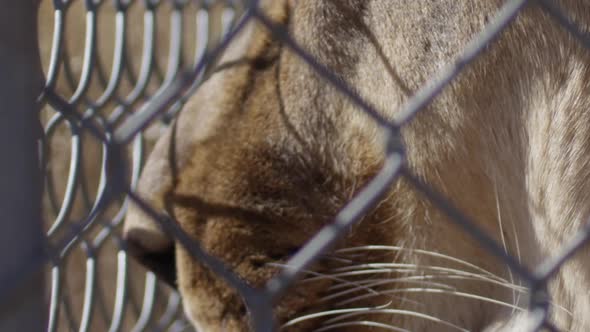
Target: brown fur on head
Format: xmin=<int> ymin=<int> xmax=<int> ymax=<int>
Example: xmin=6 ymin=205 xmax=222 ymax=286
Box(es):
xmin=126 ymin=0 xmax=590 ymax=331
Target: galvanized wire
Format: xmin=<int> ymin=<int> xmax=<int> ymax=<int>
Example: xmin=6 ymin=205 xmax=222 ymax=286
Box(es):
xmin=39 ymin=1 xmax=241 ymax=331
xmin=20 ymin=0 xmax=590 ymax=331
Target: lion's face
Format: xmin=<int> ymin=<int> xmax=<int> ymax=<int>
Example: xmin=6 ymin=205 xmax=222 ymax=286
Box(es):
xmin=124 ymin=62 xmax=396 ymax=332
xmin=168 ymin=101 xmax=399 ymax=331
xmin=125 ymin=1 xmax=590 ymax=331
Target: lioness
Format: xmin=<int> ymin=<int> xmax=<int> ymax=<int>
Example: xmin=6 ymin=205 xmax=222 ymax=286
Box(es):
xmin=124 ymin=0 xmax=590 ymax=331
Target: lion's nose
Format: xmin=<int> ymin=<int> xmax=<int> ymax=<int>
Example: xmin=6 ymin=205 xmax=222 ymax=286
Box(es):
xmin=124 ymin=226 xmax=177 ymax=288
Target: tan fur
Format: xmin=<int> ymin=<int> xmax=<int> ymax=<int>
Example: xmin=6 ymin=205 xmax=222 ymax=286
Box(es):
xmin=124 ymin=1 xmax=590 ymax=331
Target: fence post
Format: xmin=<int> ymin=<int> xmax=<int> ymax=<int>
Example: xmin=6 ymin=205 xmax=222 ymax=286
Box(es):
xmin=0 ymin=1 xmax=46 ymax=331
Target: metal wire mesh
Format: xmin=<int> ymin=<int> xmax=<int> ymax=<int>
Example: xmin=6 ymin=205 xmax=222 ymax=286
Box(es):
xmin=14 ymin=0 xmax=590 ymax=331
xmin=38 ymin=1 xmax=242 ymax=330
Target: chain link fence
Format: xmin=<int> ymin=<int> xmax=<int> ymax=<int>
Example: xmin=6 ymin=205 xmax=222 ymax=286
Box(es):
xmin=38 ymin=1 xmax=242 ymax=330
xmin=2 ymin=0 xmax=590 ymax=331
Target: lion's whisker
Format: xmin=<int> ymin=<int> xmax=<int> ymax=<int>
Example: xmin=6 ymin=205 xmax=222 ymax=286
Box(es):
xmin=510 ymin=213 xmax=524 ymax=310
xmin=335 ymin=246 xmax=504 ymax=281
xmin=323 ymin=267 xmax=525 ymax=292
xmin=282 ymin=306 xmax=389 ymax=329
xmin=303 ymin=267 xmax=413 ymax=282
xmin=284 ymin=307 xmax=469 ymax=332
xmin=267 ymin=262 xmax=381 ymax=296
xmin=319 ymin=255 xmax=359 ymax=264
xmin=327 ymin=275 xmax=457 ymax=292
xmin=321 ymin=274 xmax=534 ymax=303
xmin=321 ymin=277 xmax=456 ymax=302
xmin=322 ymin=275 xmax=574 ymax=320
xmin=313 ymin=320 xmax=412 ymax=332
xmin=327 ymin=274 xmax=526 ymax=294
xmin=322 ymin=309 xmax=470 ymax=332
xmin=335 ymin=287 xmax=524 ymax=311
xmin=311 ymin=263 xmax=514 ymax=288
xmin=494 ymin=180 xmax=518 ymax=313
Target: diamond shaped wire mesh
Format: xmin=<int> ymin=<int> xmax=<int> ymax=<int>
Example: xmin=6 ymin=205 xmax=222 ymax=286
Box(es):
xmin=3 ymin=0 xmax=590 ymax=331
